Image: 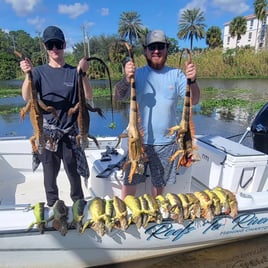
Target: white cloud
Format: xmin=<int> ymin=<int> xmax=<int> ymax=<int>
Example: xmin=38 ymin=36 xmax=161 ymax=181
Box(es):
xmin=212 ymin=0 xmax=250 ymax=15
xmin=177 ymin=0 xmax=250 ymax=24
xmin=179 ymin=0 xmax=207 ymax=16
xmin=179 ymin=0 xmax=250 ymax=16
xmin=58 ymin=3 xmax=89 ymax=19
xmin=4 ymin=0 xmax=41 ymax=16
xmin=178 ymin=0 xmax=207 ymax=21
xmin=85 ymin=22 xmax=95 ymax=30
xmin=27 ymin=16 xmax=45 ymax=32
xmin=101 ymin=8 xmax=109 ymax=16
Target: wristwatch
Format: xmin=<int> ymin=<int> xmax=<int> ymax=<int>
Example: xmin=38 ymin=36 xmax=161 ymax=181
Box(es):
xmin=189 ymin=78 xmax=196 ymax=84
xmin=82 ymin=72 xmax=87 ymax=77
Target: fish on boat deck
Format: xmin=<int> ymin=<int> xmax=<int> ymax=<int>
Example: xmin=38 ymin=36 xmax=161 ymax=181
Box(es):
xmin=47 ymin=200 xmax=69 ymax=236
xmin=26 ymin=202 xmax=46 ymax=234
xmin=70 ymin=199 xmax=87 ymax=233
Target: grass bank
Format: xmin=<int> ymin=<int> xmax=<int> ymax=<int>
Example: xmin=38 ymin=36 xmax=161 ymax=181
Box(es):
xmin=0 ymin=87 xmax=111 ymax=98
xmin=134 ymin=48 xmax=268 ymax=79
xmin=0 ymin=87 xmax=266 ymax=116
xmin=0 ymin=88 xmax=21 ymax=98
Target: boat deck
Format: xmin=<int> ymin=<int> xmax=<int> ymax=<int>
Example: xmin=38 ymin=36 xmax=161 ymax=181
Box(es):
xmin=1 ymin=136 xmax=268 ymax=267
xmin=1 ymin=135 xmax=268 ymax=207
xmin=0 ymin=137 xmax=120 ymax=206
xmin=0 ymin=137 xmax=193 ymax=206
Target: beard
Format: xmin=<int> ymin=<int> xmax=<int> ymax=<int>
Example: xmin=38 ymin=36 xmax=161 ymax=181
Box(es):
xmin=146 ymin=53 xmax=167 ymax=70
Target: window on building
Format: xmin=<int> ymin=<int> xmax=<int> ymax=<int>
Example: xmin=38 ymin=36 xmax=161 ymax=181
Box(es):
xmin=249 ymin=19 xmax=254 ymax=30
xmin=248 ymin=32 xmax=252 ymax=42
xmin=227 ymin=36 xmax=230 ymax=45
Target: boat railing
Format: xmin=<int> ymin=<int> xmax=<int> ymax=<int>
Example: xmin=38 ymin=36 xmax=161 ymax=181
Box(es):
xmin=0 ymin=204 xmax=31 ymax=210
xmin=0 ymin=136 xmax=27 ymax=141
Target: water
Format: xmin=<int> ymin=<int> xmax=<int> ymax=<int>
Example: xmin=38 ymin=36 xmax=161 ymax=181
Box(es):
xmin=0 ymin=96 xmax=130 ymax=138
xmin=0 ymin=78 xmax=267 ymax=146
xmin=2 ymin=78 xmax=267 ymax=143
xmin=198 ymin=78 xmax=268 ymax=92
xmin=1 ymin=78 xmax=268 ymax=91
xmin=0 ymin=79 xmax=112 ymax=90
xmin=0 ymin=95 xmax=256 ymax=148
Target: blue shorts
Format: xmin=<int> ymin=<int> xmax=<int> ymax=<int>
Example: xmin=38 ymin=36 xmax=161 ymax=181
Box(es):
xmin=123 ymin=143 xmax=178 ymax=187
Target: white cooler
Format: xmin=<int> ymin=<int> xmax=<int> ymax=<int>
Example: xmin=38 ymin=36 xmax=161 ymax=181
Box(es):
xmin=85 ymin=137 xmax=150 ymax=198
xmin=191 ymin=135 xmax=268 ymax=193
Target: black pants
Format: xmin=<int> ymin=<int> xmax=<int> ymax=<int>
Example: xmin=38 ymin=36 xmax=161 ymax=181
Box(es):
xmin=39 ymin=135 xmax=84 ymax=206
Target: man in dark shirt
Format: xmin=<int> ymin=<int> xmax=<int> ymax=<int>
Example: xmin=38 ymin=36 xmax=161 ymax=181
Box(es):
xmin=20 ymin=25 xmax=92 ymax=206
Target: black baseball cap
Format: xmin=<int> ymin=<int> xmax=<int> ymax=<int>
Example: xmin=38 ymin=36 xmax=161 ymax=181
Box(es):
xmin=43 ymin=26 xmax=65 ymax=43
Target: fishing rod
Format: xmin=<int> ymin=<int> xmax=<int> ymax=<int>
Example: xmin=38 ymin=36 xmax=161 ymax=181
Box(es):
xmin=226 ymin=127 xmax=251 ymax=144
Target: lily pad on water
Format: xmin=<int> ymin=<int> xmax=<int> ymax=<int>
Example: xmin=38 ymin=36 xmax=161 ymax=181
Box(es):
xmin=109 ymin=122 xmax=116 ymax=129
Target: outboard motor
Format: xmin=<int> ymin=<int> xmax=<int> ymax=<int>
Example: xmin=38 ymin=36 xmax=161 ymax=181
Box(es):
xmin=251 ymin=102 xmax=268 ymax=154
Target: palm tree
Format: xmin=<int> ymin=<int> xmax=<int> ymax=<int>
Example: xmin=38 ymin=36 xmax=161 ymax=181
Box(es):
xmin=206 ymin=26 xmax=222 ymax=48
xmin=254 ymin=0 xmax=268 ymax=50
xmin=118 ymin=11 xmax=145 ymax=45
xmin=229 ymin=16 xmax=247 ymax=48
xmin=178 ymin=8 xmax=207 ymax=50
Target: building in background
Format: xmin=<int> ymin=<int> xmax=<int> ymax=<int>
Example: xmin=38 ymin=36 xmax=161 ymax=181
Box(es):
xmin=223 ymin=12 xmax=268 ymax=51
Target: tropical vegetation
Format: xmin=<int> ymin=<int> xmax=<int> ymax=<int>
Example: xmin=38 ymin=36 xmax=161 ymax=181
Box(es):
xmin=254 ymin=0 xmax=268 ymax=49
xmin=178 ymin=8 xmax=206 ymax=50
xmin=229 ymin=16 xmax=247 ymax=48
xmin=0 ymin=1 xmax=267 ymax=81
xmin=118 ymin=11 xmax=146 ymax=45
xmin=205 ymin=26 xmax=222 ymax=48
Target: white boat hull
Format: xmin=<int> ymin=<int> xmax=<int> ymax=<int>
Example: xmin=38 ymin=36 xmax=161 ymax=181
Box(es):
xmin=1 ymin=204 xmax=268 ymax=267
xmin=1 ymin=136 xmax=268 ymax=267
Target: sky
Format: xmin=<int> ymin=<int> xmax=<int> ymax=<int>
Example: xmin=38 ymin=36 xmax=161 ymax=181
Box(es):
xmin=0 ymin=0 xmax=256 ymax=51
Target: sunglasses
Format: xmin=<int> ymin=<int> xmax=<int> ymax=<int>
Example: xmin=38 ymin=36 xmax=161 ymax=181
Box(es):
xmin=45 ymin=41 xmax=64 ymax=50
xmin=147 ymin=43 xmax=166 ymax=51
